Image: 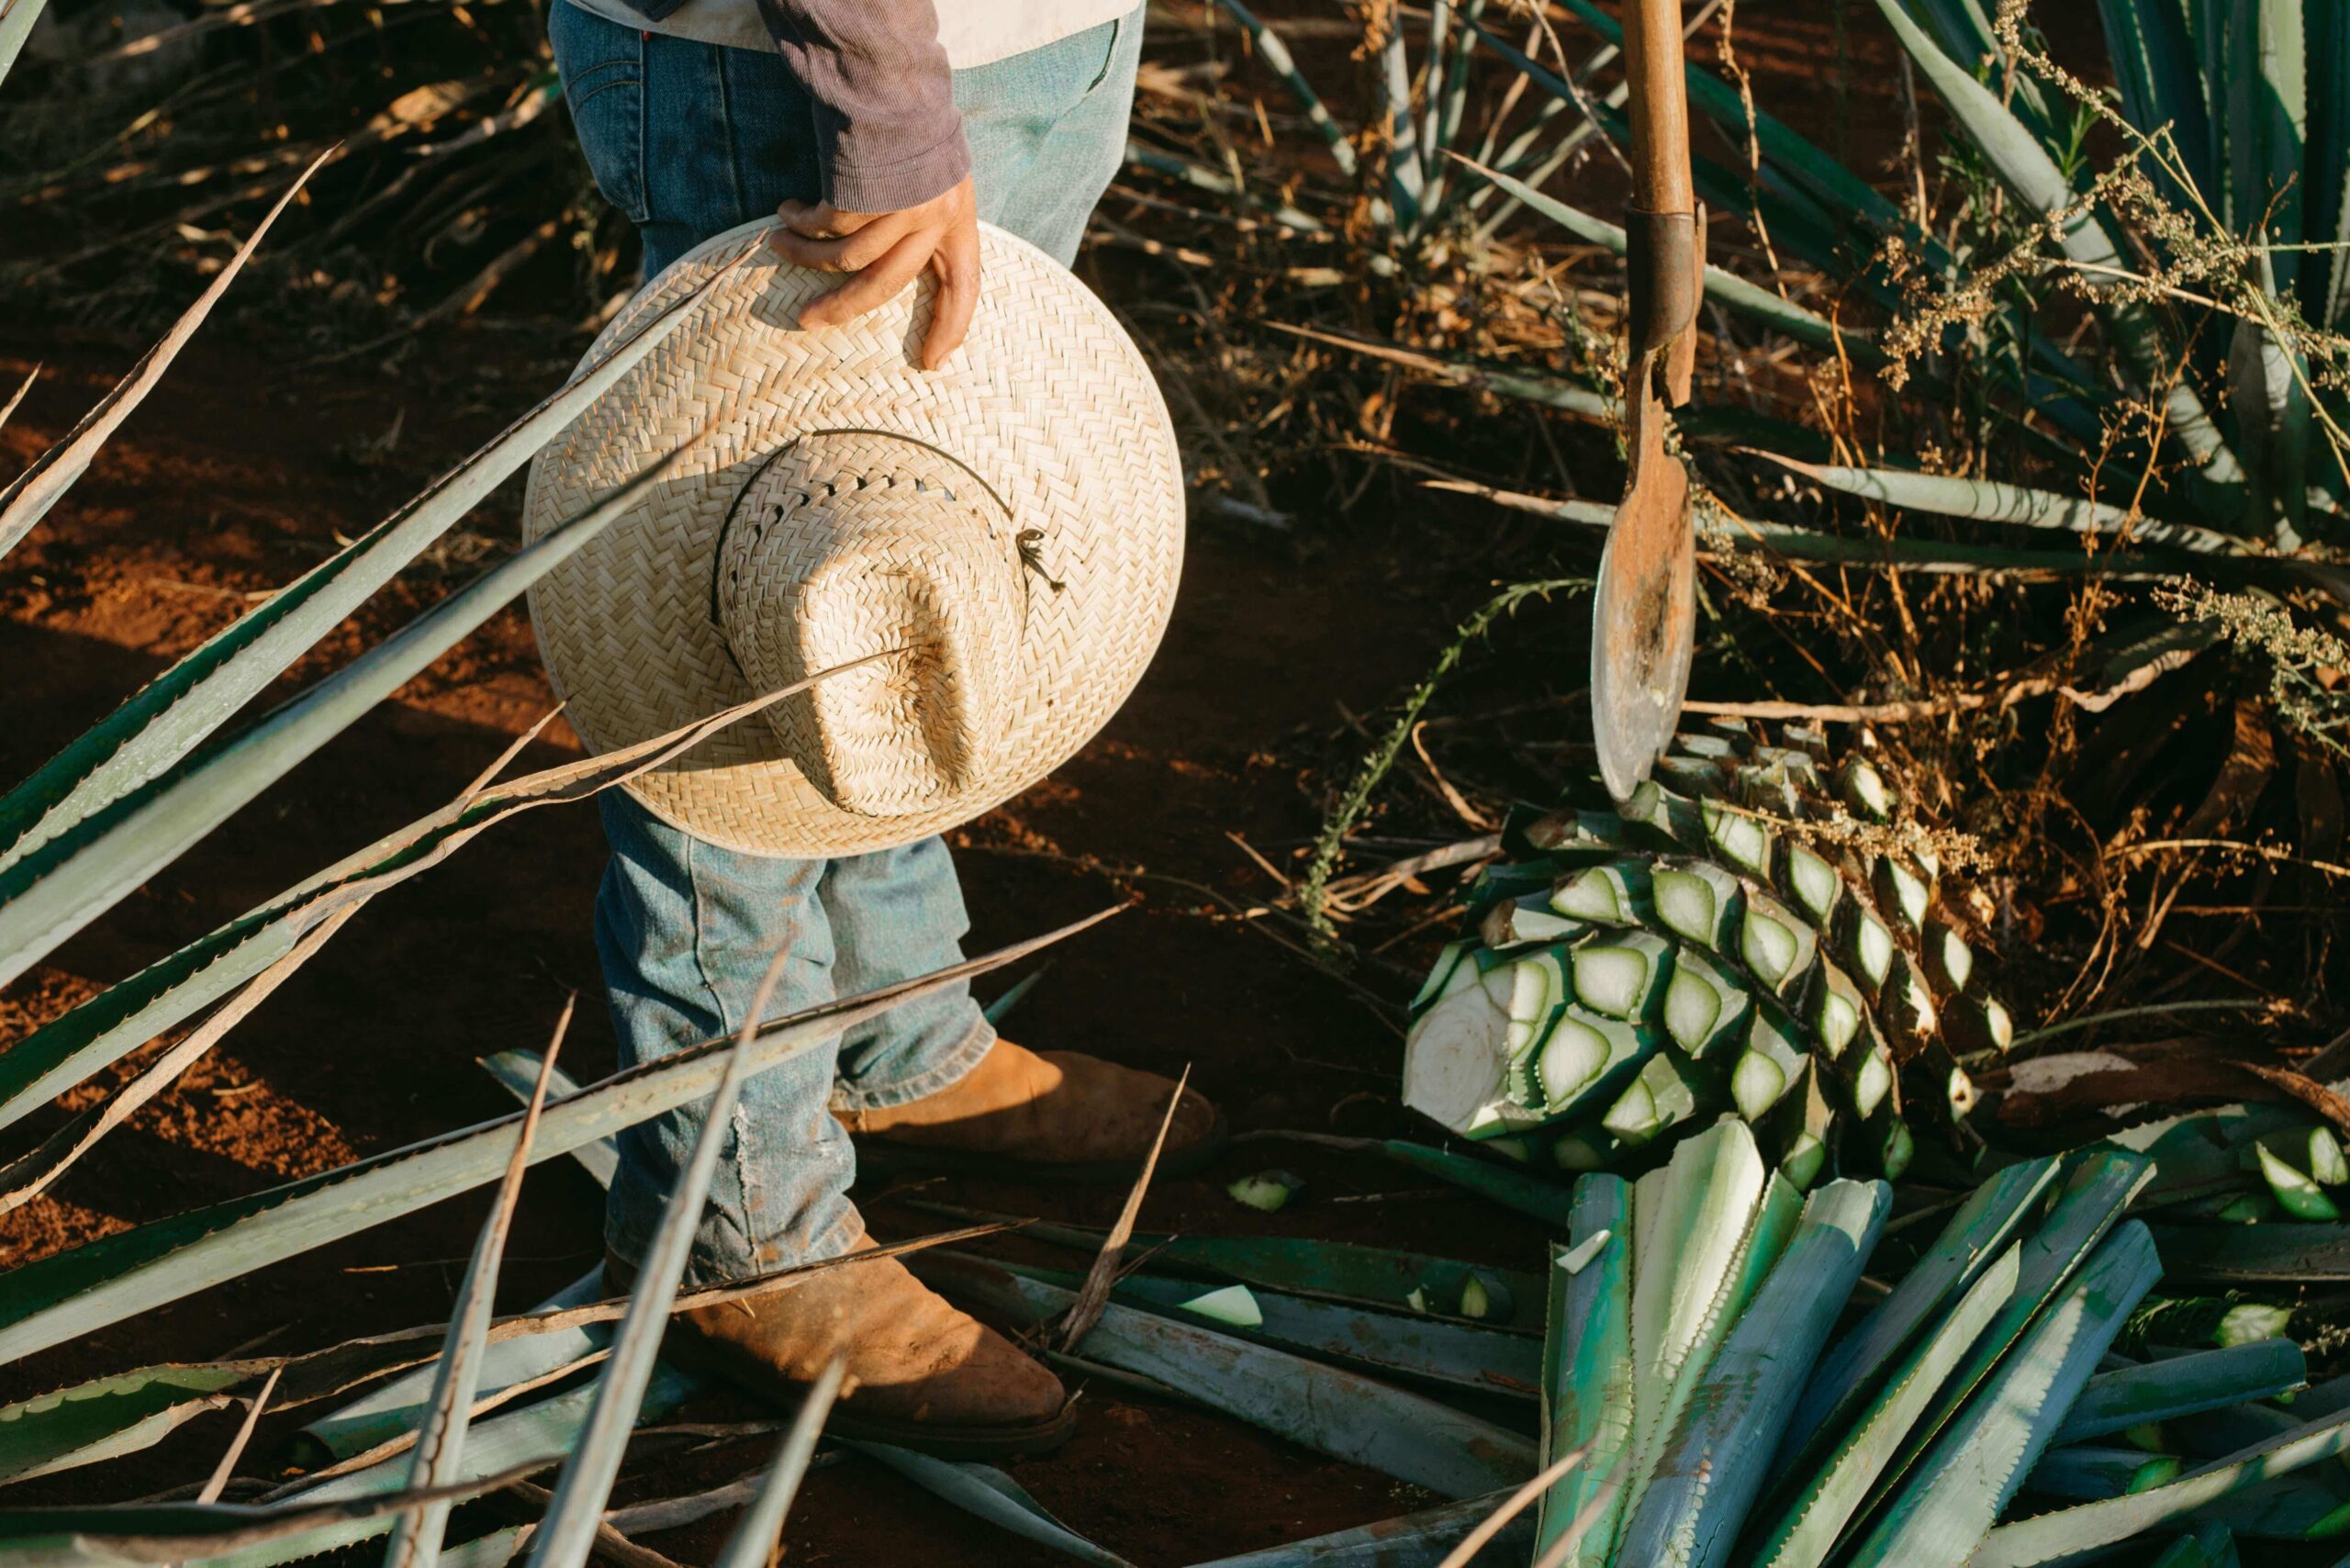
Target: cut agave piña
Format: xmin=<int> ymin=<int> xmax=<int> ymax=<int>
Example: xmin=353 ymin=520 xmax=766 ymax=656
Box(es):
xmin=1405 ymin=723 xmax=2006 ymax=1183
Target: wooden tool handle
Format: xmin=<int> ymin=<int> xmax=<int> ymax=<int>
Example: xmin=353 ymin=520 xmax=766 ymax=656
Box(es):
xmin=1621 ymin=0 xmax=1694 ymax=217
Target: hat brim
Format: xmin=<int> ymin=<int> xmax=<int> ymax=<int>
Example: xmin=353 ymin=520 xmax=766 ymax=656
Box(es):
xmin=520 ymin=219 xmax=1186 ymax=858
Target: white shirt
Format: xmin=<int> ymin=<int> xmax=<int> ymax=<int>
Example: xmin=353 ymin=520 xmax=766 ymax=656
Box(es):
xmin=559 ymin=0 xmax=1131 ymax=69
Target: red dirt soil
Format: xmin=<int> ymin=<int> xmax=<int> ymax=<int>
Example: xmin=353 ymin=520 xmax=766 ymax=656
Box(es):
xmin=0 ymin=318 xmax=1544 ymax=1564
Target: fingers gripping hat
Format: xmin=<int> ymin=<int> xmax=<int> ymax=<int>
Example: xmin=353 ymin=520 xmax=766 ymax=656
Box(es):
xmin=520 ymin=219 xmax=1185 ymax=857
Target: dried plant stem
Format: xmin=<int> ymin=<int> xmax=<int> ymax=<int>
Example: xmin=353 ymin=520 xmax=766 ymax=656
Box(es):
xmin=1298 ymin=577 xmax=1588 ymax=935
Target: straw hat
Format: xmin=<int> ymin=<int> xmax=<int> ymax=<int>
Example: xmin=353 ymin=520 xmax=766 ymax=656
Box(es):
xmin=520 ymin=218 xmax=1185 ymax=858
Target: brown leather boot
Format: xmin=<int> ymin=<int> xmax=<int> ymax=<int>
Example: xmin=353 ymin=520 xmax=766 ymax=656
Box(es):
xmin=608 ymin=1238 xmax=1075 ymax=1458
xmin=838 ymin=1038 xmax=1225 ymax=1182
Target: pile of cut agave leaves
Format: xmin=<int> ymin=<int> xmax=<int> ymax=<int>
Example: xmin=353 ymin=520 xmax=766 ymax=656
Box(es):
xmin=2 ymin=79 xmax=2350 ymax=1568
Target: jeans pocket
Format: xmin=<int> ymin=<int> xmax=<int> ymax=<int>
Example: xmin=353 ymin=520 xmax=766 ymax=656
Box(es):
xmin=549 ymin=1 xmax=650 ymax=226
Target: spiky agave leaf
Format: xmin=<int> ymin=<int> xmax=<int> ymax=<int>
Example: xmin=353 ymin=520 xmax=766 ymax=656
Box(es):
xmin=912 ymin=1254 xmax=1536 ymax=1498
xmin=0 ymin=1366 xmax=258 ymax=1486
xmin=707 ymin=1360 xmax=845 ymax=1568
xmin=1746 ymin=1241 xmax=2026 ymax=1568
xmin=524 ymin=939 xmax=803 ymax=1568
xmin=904 ymin=1215 xmax=1546 ymax=1331
xmin=1615 ymin=1178 xmax=1891 ymax=1567
xmin=0 ymin=451 xmax=684 ymax=992
xmin=1179 ymin=1490 xmax=1536 ymax=1568
xmin=1863 ymin=0 xmax=2236 ymax=488
xmin=384 ymin=1033 xmax=565 ymax=1568
xmin=0 ymin=1464 xmax=551 ymax=1567
xmin=0 ymin=913 xmax=1103 ymax=1366
xmin=1859 ymin=1154 xmax=2158 ymax=1507
xmin=2029 ymin=1444 xmax=2187 ymax=1500
xmin=1621 ymin=1121 xmax=1802 ymax=1528
xmin=0 ymin=648 xmax=811 ymax=1142
xmin=1844 ymin=1221 xmax=2165 ymax=1566
xmin=1537 ymin=1176 xmax=1633 ymax=1564
xmin=1971 ymin=1393 xmax=2350 ymax=1564
xmin=0 ymin=153 xmax=329 ymax=566
xmin=991 ymin=1260 xmax=1542 ymax=1398
xmin=2053 ymin=1340 xmax=2307 ymax=1447
xmin=846 ymin=1443 xmax=1137 ymax=1568
xmin=0 ymin=267 xmax=719 ymax=876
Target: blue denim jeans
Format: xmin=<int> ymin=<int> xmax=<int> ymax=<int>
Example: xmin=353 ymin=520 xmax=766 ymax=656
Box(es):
xmin=551 ymin=0 xmax=1144 ymax=1282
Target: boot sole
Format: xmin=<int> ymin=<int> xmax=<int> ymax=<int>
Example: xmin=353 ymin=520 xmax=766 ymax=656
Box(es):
xmin=849 ymin=1108 xmax=1231 ymax=1186
xmin=657 ymin=1325 xmax=1081 ymax=1459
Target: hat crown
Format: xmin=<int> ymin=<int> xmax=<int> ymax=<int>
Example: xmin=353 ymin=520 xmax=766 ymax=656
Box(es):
xmin=713 ymin=430 xmax=1026 ymax=819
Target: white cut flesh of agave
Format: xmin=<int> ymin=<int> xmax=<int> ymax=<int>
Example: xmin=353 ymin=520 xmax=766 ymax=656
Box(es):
xmin=1741 ymin=903 xmax=1807 ymax=988
xmin=1181 ymin=1284 xmax=1264 ymax=1328
xmin=1849 ymin=910 xmax=1896 ymax=987
xmin=1704 ymin=800 xmax=1775 ymax=879
xmin=1933 ymin=924 xmax=1974 ymax=991
xmin=1404 ymin=975 xmax=1547 ymax=1137
xmin=1733 ymin=1050 xmax=1790 ymax=1124
xmin=1664 ymin=948 xmax=1751 ymax=1058
xmin=1539 ymin=1009 xmax=1649 ymax=1113
xmin=1852 ymin=1046 xmax=1895 ymax=1120
xmin=1553 ymin=865 xmax=1639 ymax=925
xmin=1785 ymin=845 xmax=1842 ymax=923
xmin=1811 ymin=971 xmax=1863 ymax=1058
xmin=1572 ymin=933 xmax=1669 ymax=1020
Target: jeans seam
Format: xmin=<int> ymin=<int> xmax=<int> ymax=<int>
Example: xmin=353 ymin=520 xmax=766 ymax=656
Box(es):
xmin=632 ymin=26 xmax=650 ymax=226
xmin=1083 ymin=17 xmax=1120 ymax=95
xmin=683 ymin=834 xmax=777 ymax=1265
xmin=830 ymin=1015 xmax=996 ymax=1111
xmin=713 ymin=41 xmax=747 ymax=224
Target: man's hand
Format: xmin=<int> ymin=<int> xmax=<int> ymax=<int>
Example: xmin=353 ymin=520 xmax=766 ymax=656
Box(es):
xmin=767 ymin=176 xmax=980 ymax=372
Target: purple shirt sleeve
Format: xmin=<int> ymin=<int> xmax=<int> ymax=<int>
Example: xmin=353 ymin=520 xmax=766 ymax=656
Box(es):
xmin=747 ymin=0 xmax=972 ymax=212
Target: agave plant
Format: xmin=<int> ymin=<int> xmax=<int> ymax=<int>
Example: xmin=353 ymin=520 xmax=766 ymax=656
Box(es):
xmin=1453 ymin=0 xmax=2350 ymax=557
xmin=1150 ymin=0 xmax=1716 ymax=258
xmin=1401 ymin=719 xmax=2007 ymax=1184
xmin=1533 ymin=1121 xmax=2350 ymax=1566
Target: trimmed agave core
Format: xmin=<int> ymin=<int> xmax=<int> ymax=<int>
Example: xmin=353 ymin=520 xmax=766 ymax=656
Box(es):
xmin=1401 ymin=722 xmax=2012 ymax=1186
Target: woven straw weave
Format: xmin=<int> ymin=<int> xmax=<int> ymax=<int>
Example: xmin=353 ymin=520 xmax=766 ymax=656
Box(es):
xmin=520 ymin=219 xmax=1185 ymax=857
